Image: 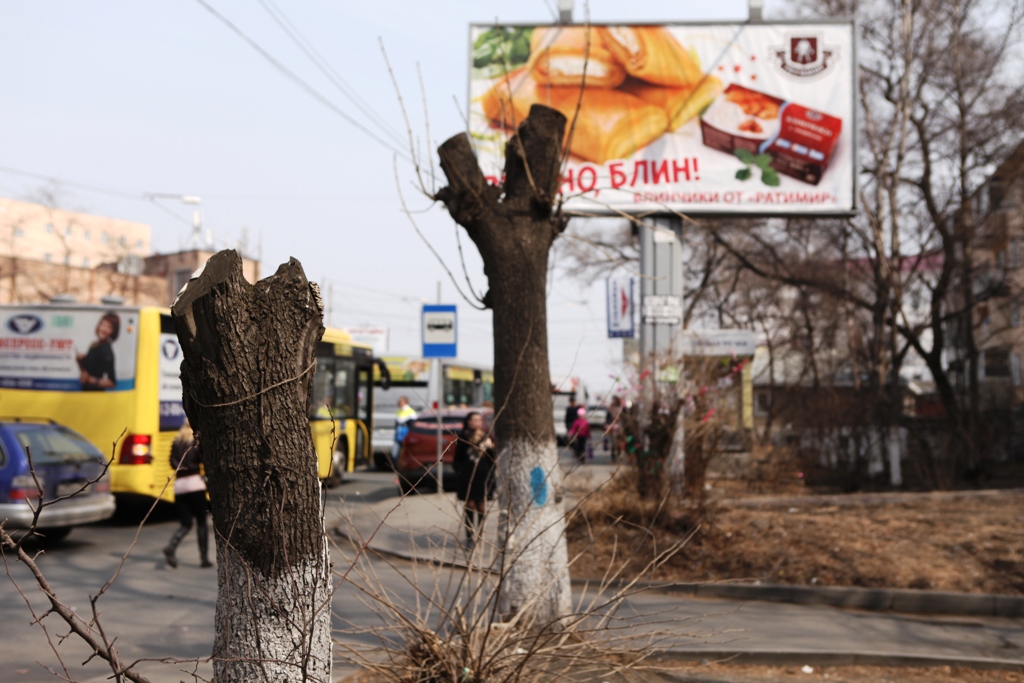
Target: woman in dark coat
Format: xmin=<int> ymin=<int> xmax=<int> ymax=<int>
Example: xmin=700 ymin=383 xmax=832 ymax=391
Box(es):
xmin=454 ymin=411 xmax=495 ymax=548
xmin=163 ymin=420 xmax=212 ymax=568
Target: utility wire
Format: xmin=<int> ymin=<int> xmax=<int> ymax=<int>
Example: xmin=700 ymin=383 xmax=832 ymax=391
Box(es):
xmin=256 ymin=0 xmax=407 ymax=149
xmin=192 ymin=0 xmax=412 ymax=162
xmin=0 ymin=164 xmax=146 ymax=200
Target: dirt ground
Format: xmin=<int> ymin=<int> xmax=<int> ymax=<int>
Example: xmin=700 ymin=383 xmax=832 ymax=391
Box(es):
xmin=655 ymin=661 xmax=1024 ymax=683
xmin=566 ymin=475 xmax=1024 ymax=594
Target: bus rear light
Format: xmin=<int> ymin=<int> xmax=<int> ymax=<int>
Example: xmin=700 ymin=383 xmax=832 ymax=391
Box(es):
xmin=119 ymin=434 xmax=152 ymax=465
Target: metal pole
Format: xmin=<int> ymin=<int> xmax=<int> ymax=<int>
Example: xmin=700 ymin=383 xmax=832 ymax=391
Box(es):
xmin=435 ymin=282 xmax=444 ymax=493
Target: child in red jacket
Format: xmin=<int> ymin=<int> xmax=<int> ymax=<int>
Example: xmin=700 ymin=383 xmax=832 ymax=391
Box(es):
xmin=568 ymin=407 xmax=591 ymax=463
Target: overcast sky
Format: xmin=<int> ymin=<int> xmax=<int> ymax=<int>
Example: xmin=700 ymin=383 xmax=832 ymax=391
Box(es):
xmin=0 ymin=0 xmax=779 ymax=396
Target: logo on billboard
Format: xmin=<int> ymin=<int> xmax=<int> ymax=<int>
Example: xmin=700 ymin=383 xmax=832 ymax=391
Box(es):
xmin=772 ymin=34 xmax=837 ymax=79
xmin=162 ymin=339 xmax=180 ymax=360
xmin=6 ymin=314 xmax=44 ymax=335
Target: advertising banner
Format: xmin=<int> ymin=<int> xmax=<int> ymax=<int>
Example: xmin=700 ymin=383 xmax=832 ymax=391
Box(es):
xmin=469 ymin=22 xmax=855 ymax=216
xmin=378 ymin=357 xmax=432 ymax=383
xmin=342 ymin=326 xmax=389 ymax=356
xmin=0 ymin=307 xmax=139 ymax=391
xmin=606 ymin=277 xmax=635 ymax=338
xmin=159 ymin=333 xmax=185 ymax=430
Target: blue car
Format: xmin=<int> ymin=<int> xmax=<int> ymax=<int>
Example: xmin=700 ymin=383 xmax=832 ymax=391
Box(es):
xmin=0 ymin=420 xmax=116 ymax=541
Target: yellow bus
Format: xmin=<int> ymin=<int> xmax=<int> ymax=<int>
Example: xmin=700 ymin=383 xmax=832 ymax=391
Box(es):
xmin=0 ymin=303 xmax=379 ymax=503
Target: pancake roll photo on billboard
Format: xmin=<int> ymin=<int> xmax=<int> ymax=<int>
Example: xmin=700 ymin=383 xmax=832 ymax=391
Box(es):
xmin=469 ymin=22 xmax=856 ymax=216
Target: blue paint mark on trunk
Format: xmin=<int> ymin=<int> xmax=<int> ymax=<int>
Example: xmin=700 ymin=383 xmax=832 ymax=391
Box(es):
xmin=531 ymin=466 xmax=548 ymax=506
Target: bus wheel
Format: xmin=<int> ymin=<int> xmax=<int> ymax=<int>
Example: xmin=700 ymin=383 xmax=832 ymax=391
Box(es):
xmin=325 ymin=443 xmax=347 ymax=488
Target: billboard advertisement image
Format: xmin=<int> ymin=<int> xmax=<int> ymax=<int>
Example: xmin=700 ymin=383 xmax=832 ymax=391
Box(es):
xmin=469 ymin=22 xmax=855 ymax=215
xmin=0 ymin=307 xmax=139 ymax=391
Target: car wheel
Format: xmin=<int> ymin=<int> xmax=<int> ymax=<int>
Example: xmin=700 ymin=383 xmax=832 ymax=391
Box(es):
xmin=36 ymin=526 xmax=72 ymax=543
xmin=374 ymin=451 xmax=394 ymax=471
xmin=398 ymin=475 xmax=418 ymax=496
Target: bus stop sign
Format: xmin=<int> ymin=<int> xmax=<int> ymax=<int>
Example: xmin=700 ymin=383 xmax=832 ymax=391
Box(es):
xmin=422 ymin=305 xmax=457 ymax=358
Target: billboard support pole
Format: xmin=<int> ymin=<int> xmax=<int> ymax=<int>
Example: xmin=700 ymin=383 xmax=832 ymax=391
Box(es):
xmin=639 ymin=215 xmax=686 ymax=493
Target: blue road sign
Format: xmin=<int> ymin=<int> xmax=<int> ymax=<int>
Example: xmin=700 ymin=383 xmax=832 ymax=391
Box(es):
xmin=422 ymin=304 xmax=457 ymax=358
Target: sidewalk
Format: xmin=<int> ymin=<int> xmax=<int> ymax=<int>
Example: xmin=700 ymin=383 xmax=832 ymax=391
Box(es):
xmin=330 ymin=459 xmax=1024 ymax=671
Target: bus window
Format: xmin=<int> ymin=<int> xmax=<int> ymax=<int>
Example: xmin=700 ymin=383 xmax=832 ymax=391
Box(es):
xmin=310 ymin=360 xmax=334 ymax=420
xmin=311 ymin=357 xmax=357 ymax=420
xmin=334 ymin=363 xmax=356 ymax=418
xmin=444 ymin=378 xmax=474 ymax=406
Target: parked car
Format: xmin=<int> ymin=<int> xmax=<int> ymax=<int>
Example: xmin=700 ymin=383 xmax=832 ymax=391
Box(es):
xmin=0 ymin=420 xmax=116 ymax=541
xmin=396 ymin=407 xmax=493 ymax=494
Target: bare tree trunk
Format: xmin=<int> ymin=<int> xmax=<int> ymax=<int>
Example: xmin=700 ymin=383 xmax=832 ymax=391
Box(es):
xmin=437 ymin=105 xmax=571 ymax=623
xmin=172 ymin=250 xmax=331 ymax=683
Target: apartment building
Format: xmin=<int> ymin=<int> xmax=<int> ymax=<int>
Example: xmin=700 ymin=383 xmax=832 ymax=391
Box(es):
xmin=0 ymin=196 xmax=151 ymax=269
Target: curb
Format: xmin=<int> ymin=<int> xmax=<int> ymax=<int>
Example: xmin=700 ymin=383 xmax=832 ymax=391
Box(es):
xmin=334 ymin=522 xmax=1024 ymax=619
xmin=652 ymin=649 xmax=1024 ymax=673
xmin=627 ymin=581 xmax=1024 ymax=619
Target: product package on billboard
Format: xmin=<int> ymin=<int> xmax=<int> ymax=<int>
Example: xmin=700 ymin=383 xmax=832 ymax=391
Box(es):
xmin=469 ymin=23 xmax=855 ymax=215
xmin=700 ymin=84 xmax=842 ymax=186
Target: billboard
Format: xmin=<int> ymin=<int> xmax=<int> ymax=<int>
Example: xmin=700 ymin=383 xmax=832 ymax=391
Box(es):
xmin=0 ymin=307 xmax=139 ymax=391
xmin=469 ymin=22 xmax=855 ymax=216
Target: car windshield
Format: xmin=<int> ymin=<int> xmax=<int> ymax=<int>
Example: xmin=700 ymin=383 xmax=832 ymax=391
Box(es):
xmin=15 ymin=427 xmax=103 ymax=465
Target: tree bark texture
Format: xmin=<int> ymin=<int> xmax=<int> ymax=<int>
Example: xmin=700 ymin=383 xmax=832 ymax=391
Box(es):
xmin=437 ymin=105 xmax=572 ymax=623
xmin=171 ymin=250 xmax=331 ymax=683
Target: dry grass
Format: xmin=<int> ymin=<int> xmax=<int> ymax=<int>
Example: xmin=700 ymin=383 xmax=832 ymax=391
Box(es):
xmin=567 ymin=474 xmax=1024 ymax=594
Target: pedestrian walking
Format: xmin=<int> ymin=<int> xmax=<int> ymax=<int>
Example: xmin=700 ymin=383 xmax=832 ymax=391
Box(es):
xmin=393 ymin=396 xmax=417 ymax=469
xmin=605 ymin=395 xmax=624 ymax=463
xmin=569 ymin=406 xmax=591 ymax=464
xmin=564 ymin=395 xmax=579 ymax=435
xmin=163 ymin=420 xmax=212 ymax=569
xmin=454 ymin=411 xmax=495 ymax=549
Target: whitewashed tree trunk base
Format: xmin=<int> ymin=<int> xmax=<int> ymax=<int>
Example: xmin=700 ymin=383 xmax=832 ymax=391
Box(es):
xmin=213 ymin=537 xmax=333 ymax=683
xmin=497 ymin=440 xmax=572 ymax=624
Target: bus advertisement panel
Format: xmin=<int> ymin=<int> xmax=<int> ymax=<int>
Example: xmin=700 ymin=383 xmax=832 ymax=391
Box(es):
xmin=158 ymin=332 xmax=185 ymax=431
xmin=0 ymin=307 xmax=139 ymax=391
xmin=469 ymin=22 xmax=856 ymax=216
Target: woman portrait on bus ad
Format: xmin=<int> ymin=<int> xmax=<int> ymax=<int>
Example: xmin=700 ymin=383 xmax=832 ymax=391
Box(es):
xmin=76 ymin=312 xmax=119 ymax=391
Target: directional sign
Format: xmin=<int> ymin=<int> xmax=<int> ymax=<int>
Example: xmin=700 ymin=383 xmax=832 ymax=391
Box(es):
xmin=422 ymin=305 xmax=457 ymax=358
xmin=642 ymin=295 xmax=683 ymax=325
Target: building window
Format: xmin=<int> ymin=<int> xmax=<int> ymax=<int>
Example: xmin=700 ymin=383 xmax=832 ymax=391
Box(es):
xmin=1013 ymin=298 xmax=1020 ymax=328
xmin=1013 ymin=239 xmax=1020 ymax=269
xmin=84 ymin=229 xmax=90 ymax=240
xmin=119 ymin=236 xmax=127 ymax=247
xmin=136 ymin=239 xmax=144 ymax=249
xmin=985 ymin=348 xmax=1011 ymax=378
xmin=43 ymin=253 xmax=52 ymax=262
xmin=64 ymin=225 xmax=72 ymax=237
xmin=45 ymin=223 xmax=53 ymax=233
xmin=102 ymin=233 xmax=109 ymax=244
xmin=173 ymin=269 xmax=192 ymax=294
xmin=997 ymin=248 xmax=1006 ymax=270
xmin=13 ymin=227 xmax=23 ymax=237
xmin=83 ymin=257 xmax=89 ymax=268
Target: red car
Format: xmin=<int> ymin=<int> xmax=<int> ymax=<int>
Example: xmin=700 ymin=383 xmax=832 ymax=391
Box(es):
xmin=397 ymin=407 xmax=493 ymax=494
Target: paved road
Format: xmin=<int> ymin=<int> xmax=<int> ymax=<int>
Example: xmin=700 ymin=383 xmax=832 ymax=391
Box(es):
xmin=2 ymin=466 xmax=1022 ymax=683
